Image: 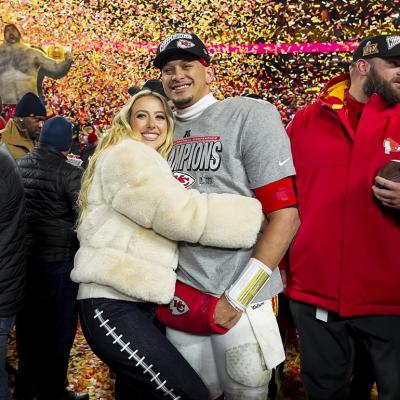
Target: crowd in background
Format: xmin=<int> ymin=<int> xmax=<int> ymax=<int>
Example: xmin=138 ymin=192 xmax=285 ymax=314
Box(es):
xmin=0 ymin=1 xmax=399 ymax=399
xmin=0 ymin=0 xmax=398 ymax=127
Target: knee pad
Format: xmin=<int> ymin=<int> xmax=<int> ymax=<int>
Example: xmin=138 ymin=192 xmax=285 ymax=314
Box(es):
xmin=225 ymin=343 xmax=272 ymax=388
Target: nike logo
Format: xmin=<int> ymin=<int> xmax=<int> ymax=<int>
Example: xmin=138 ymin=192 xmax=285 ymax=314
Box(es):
xmin=278 ymin=157 xmax=291 ymax=166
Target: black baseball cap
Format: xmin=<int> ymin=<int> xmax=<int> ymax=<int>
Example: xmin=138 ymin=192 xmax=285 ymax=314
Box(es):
xmin=154 ymin=33 xmax=210 ymax=69
xmin=141 ymin=79 xmax=167 ymax=98
xmin=353 ymin=35 xmax=400 ymax=62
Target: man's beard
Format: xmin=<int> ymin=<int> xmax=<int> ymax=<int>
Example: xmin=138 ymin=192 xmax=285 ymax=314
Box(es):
xmin=173 ymin=96 xmax=194 ymax=108
xmin=27 ymin=129 xmax=39 ymax=142
xmin=363 ymin=66 xmax=400 ymax=104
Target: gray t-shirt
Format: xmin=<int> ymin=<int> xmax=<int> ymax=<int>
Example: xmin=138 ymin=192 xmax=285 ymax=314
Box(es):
xmin=168 ymin=97 xmax=295 ymax=301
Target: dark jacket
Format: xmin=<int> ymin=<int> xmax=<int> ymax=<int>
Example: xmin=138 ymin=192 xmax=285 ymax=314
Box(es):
xmin=0 ymin=143 xmax=26 ymax=317
xmin=17 ymin=146 xmax=83 ymax=263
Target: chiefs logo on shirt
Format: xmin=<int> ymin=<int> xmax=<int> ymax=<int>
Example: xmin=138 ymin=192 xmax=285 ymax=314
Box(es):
xmin=174 ymin=172 xmax=195 ymax=188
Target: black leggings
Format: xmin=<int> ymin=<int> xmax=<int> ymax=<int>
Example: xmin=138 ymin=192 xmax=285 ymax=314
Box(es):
xmin=79 ymin=298 xmax=209 ymax=400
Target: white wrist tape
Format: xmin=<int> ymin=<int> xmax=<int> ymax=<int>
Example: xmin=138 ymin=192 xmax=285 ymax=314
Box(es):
xmin=225 ymin=258 xmax=273 ymax=311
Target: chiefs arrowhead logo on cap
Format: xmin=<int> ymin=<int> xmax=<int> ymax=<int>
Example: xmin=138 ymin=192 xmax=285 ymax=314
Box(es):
xmin=177 ymin=39 xmax=195 ymax=49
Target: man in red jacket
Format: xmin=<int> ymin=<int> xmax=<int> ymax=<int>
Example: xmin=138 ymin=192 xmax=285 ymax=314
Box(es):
xmin=286 ymin=34 xmax=400 ymax=400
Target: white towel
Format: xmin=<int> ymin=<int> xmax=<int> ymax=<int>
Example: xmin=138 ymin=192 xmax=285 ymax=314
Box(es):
xmin=246 ymin=299 xmax=285 ymax=370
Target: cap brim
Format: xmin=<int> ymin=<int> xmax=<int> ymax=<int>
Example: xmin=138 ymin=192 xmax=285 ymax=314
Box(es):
xmin=154 ymin=49 xmax=201 ymax=69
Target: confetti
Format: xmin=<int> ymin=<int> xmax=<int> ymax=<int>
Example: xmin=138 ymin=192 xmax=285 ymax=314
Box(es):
xmin=0 ymin=0 xmax=396 ymax=128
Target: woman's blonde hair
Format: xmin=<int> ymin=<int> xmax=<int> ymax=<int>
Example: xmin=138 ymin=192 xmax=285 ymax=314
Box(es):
xmin=77 ymin=90 xmax=174 ymax=225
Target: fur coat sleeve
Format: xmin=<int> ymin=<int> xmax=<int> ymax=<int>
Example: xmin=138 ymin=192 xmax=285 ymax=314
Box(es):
xmin=101 ymin=140 xmax=263 ymax=248
xmin=101 ymin=139 xmax=263 ymax=249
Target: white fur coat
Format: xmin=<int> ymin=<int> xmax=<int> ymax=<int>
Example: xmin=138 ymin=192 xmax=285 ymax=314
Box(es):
xmin=71 ymin=139 xmax=263 ymax=304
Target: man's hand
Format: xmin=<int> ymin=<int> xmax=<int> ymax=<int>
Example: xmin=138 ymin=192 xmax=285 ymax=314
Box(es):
xmin=213 ymin=295 xmax=242 ymax=329
xmin=372 ymin=176 xmax=400 ymax=209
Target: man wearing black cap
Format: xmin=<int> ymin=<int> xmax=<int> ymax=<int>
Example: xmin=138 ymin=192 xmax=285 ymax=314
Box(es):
xmin=14 ymin=117 xmax=88 ymax=400
xmin=284 ymin=34 xmax=400 ymax=399
xmin=154 ymin=33 xmax=300 ymax=399
xmin=0 ymin=92 xmax=46 ymax=158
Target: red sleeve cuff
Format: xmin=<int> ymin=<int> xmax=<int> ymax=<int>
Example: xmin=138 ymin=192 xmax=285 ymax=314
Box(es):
xmin=254 ymin=176 xmax=297 ymax=214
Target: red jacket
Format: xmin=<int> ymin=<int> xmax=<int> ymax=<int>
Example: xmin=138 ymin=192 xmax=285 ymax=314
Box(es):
xmin=286 ymin=74 xmax=400 ymax=317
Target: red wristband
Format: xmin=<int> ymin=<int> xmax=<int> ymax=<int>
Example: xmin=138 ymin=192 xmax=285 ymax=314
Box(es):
xmin=254 ymin=176 xmax=297 ymax=214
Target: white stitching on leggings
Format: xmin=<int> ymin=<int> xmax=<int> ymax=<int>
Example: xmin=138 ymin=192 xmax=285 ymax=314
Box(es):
xmin=120 ymin=342 xmax=130 ymax=352
xmin=93 ymin=308 xmax=181 ymax=400
xmin=128 ymin=349 xmax=138 ymax=359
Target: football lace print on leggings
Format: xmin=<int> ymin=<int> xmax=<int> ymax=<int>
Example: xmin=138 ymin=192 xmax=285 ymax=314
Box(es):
xmin=93 ymin=308 xmax=181 ymax=400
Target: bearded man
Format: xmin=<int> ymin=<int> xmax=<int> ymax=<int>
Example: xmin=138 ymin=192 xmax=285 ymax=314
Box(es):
xmin=0 ymin=24 xmax=72 ymax=107
xmin=286 ymin=35 xmax=400 ymax=400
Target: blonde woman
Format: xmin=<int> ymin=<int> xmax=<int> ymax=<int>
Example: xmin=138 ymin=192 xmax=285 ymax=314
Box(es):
xmin=71 ymin=91 xmax=263 ymax=400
